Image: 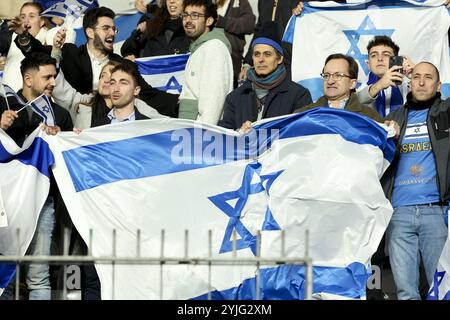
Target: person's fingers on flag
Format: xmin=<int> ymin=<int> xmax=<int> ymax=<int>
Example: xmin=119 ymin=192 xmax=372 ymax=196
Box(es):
xmin=238 ymin=120 xmax=253 ymax=135
xmin=0 ymin=55 xmax=6 ymax=71
xmin=73 ymin=127 xmax=82 ymax=135
xmin=292 ymin=2 xmax=304 ymax=16
xmin=135 ymin=0 xmax=148 ymax=13
xmin=41 ymin=123 xmax=61 ymax=136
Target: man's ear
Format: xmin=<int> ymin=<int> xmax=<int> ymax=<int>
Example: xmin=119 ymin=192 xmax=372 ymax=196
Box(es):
xmin=85 ymin=27 xmax=95 ymax=40
xmin=350 ymin=79 xmax=357 ymax=90
xmin=205 ymin=16 xmax=214 ymax=28
xmin=278 ymin=55 xmax=284 ymax=65
xmin=134 ymin=85 xmax=141 ymax=97
xmin=23 ymin=73 xmax=33 ymax=88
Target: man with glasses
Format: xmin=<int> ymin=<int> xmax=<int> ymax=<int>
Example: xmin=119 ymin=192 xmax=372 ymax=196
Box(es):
xmin=295 ymin=53 xmax=382 ymax=122
xmin=178 ymin=0 xmax=233 ymax=125
xmin=356 ymin=35 xmax=415 ymax=118
xmin=13 ymin=6 xmax=179 ymax=118
xmin=219 ymin=21 xmax=311 ymax=130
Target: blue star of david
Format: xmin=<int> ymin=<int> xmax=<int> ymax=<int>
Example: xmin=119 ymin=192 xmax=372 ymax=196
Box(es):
xmin=157 ymin=76 xmax=182 ymax=93
xmin=343 ymin=16 xmax=394 ymax=75
xmin=42 ymin=106 xmax=50 ymax=113
xmin=208 ymin=162 xmax=283 ymax=256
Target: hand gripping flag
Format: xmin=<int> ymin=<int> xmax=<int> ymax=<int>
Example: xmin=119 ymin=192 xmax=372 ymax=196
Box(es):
xmin=283 ymin=0 xmax=450 ymax=101
xmin=0 ymin=128 xmax=54 ymax=296
xmin=46 ymin=109 xmax=395 ymax=299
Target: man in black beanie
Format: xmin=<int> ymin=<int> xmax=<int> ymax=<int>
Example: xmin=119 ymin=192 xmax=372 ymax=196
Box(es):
xmin=219 ymin=21 xmax=312 ymax=131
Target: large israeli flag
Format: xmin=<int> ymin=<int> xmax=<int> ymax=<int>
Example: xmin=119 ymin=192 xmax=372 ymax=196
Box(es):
xmin=136 ymin=54 xmax=189 ymax=95
xmin=283 ymin=0 xmax=450 ymax=101
xmin=0 ymin=128 xmax=54 ymax=295
xmin=48 ymin=109 xmax=395 ymax=299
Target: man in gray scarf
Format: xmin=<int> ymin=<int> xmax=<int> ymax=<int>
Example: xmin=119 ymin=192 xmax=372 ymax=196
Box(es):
xmin=219 ymin=21 xmax=311 ymax=131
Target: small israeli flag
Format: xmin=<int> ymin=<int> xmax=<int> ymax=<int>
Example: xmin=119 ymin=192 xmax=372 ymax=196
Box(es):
xmin=41 ymin=0 xmax=97 ymax=20
xmin=29 ymin=95 xmax=56 ymax=127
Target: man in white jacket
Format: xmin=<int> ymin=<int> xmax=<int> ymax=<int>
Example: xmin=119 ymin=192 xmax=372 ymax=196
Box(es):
xmin=178 ymin=0 xmax=233 ymax=125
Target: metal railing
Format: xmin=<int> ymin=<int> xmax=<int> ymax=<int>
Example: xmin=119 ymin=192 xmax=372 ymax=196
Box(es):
xmin=0 ymin=228 xmax=313 ymax=300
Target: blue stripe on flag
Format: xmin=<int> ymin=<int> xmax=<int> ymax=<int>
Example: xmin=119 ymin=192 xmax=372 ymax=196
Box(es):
xmin=192 ymin=262 xmax=369 ymax=300
xmin=63 ymin=109 xmax=394 ymax=192
xmin=136 ymin=54 xmax=190 ymax=75
xmin=0 ymin=137 xmax=55 ymax=178
xmin=63 ymin=128 xmax=278 ymax=192
xmin=0 ymin=261 xmax=16 ymax=289
xmin=255 ymin=108 xmax=395 ymax=163
xmin=282 ymin=16 xmax=297 ymax=44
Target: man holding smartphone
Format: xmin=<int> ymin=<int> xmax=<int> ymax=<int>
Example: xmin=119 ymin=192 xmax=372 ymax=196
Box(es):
xmin=357 ymin=35 xmax=415 ymax=117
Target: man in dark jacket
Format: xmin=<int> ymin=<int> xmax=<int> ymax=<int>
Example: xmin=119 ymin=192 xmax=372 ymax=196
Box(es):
xmin=12 ymin=6 xmax=179 ymax=118
xmin=381 ymin=62 xmax=449 ymax=300
xmin=93 ymin=63 xmax=149 ymax=127
xmin=295 ymin=53 xmax=383 ymax=122
xmin=219 ymin=21 xmax=311 ymax=130
xmin=0 ymin=52 xmax=72 ymax=300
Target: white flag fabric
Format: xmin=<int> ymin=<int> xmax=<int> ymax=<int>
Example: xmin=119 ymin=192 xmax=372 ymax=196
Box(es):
xmin=30 ymin=95 xmax=56 ymax=127
xmin=283 ymin=0 xmax=450 ymax=101
xmin=45 ymin=109 xmax=394 ymax=299
xmin=136 ymin=54 xmax=189 ymax=95
xmin=0 ymin=84 xmax=26 ymax=106
xmin=0 ymin=128 xmax=54 ymax=295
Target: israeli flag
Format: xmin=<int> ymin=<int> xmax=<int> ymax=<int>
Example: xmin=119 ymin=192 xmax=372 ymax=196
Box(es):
xmin=42 ymin=0 xmax=97 ymax=20
xmin=284 ymin=0 xmax=450 ymax=101
xmin=1 ymin=84 xmax=26 ymax=105
xmin=48 ymin=109 xmax=395 ymax=299
xmin=29 ymin=95 xmax=56 ymax=127
xmin=0 ymin=128 xmax=54 ymax=296
xmin=136 ymin=54 xmax=189 ymax=95
xmin=428 ymin=206 xmax=450 ymax=300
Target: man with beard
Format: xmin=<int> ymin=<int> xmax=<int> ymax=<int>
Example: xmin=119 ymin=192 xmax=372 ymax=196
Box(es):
xmin=0 ymin=52 xmax=72 ymax=300
xmin=12 ymin=6 xmax=179 ymax=118
xmin=178 ymin=0 xmax=233 ymax=124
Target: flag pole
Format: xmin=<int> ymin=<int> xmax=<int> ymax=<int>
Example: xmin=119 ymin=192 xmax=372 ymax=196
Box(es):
xmin=1 ymin=85 xmax=11 ymax=110
xmin=16 ymin=94 xmax=45 ymax=113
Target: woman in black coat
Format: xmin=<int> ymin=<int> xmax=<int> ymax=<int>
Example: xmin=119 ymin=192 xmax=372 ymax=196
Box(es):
xmin=121 ymin=0 xmax=190 ymax=59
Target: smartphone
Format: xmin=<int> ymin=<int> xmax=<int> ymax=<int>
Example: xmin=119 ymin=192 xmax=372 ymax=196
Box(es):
xmin=389 ymin=56 xmax=404 ymax=85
